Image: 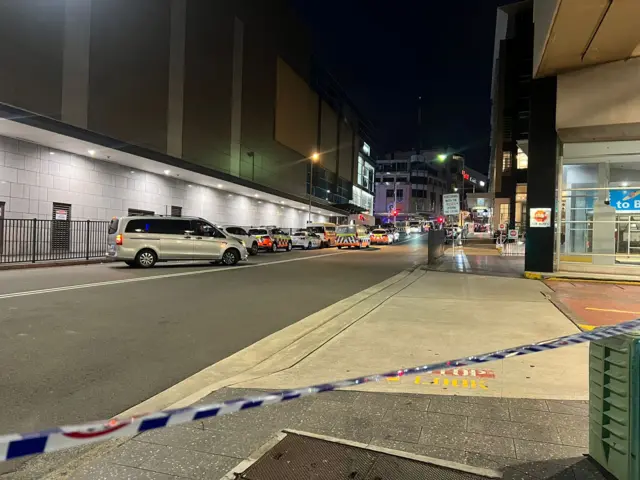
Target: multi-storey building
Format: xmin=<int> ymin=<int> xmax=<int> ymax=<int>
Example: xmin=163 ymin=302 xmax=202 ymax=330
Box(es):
xmin=0 ymin=0 xmax=374 ymax=233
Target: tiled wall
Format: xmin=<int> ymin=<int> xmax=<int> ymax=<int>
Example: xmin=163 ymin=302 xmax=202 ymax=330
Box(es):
xmin=0 ymin=135 xmax=327 ymax=228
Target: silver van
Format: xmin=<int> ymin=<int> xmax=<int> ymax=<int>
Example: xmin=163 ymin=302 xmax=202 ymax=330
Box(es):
xmin=106 ymin=216 xmax=249 ymax=268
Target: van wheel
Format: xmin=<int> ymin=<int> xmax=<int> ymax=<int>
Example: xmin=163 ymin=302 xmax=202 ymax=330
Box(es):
xmin=271 ymin=242 xmax=278 ymax=253
xmin=135 ymin=249 xmax=157 ymax=268
xmin=222 ymin=249 xmax=240 ymax=266
xmin=249 ymin=242 xmax=259 ymax=256
xmin=286 ymin=241 xmax=292 ymax=252
xmin=125 ymin=261 xmax=136 ymax=267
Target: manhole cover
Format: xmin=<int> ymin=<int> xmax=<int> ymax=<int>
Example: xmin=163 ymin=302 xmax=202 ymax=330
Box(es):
xmin=239 ymin=433 xmax=492 ymax=480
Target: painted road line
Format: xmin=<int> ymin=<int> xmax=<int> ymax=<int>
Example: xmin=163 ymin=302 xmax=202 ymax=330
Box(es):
xmin=0 ymin=252 xmax=344 ymax=301
xmin=585 ymin=307 xmax=640 ymax=315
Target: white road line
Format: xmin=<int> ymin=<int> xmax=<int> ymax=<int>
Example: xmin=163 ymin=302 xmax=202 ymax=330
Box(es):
xmin=0 ymin=252 xmax=344 ymax=300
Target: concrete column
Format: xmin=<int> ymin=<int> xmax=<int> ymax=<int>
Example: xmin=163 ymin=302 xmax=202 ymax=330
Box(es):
xmin=229 ymin=17 xmax=244 ymax=177
xmin=61 ymin=0 xmax=91 ymax=127
xmin=592 ymin=162 xmax=616 ymax=265
xmin=167 ymin=0 xmax=187 ymax=158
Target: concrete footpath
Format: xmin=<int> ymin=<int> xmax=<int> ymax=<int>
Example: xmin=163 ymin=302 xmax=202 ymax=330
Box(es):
xmin=5 ymin=267 xmax=605 ymax=480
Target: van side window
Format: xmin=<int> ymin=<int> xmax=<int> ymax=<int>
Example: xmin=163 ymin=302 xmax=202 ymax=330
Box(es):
xmin=158 ymin=220 xmax=191 ymax=235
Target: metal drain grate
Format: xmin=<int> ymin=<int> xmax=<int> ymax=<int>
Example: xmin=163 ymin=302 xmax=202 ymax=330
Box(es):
xmin=239 ymin=433 xmax=491 ymax=480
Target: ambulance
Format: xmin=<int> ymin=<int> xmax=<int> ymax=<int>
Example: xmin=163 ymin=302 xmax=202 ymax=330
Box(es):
xmin=305 ymin=222 xmax=337 ymax=248
xmin=335 ymin=225 xmax=370 ymax=249
xmin=248 ymin=226 xmax=292 ymax=252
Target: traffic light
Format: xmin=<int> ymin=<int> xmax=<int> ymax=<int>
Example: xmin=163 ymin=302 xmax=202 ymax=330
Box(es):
xmin=392 ymin=209 xmax=398 ymax=217
xmin=437 ymin=216 xmax=444 ymax=223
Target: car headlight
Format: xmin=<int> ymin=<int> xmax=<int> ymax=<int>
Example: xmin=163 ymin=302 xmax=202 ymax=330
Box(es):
xmin=241 ymin=240 xmax=246 ymax=246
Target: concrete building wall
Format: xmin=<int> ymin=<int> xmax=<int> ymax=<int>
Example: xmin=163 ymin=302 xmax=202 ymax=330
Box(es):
xmin=556 ymin=57 xmax=640 ymax=142
xmin=0 ymin=136 xmax=327 ymax=227
xmin=0 ymin=0 xmax=65 ymax=118
xmin=532 ymin=0 xmax=558 ymax=77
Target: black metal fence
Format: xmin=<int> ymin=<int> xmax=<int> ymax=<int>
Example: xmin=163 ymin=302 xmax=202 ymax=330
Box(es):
xmin=0 ymin=219 xmax=110 ymax=264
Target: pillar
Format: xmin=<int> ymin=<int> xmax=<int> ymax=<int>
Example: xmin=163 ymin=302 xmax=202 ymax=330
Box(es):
xmin=525 ymin=76 xmax=557 ymax=273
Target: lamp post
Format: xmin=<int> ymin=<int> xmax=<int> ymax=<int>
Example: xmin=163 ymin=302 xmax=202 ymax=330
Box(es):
xmin=308 ymin=152 xmax=319 ymax=223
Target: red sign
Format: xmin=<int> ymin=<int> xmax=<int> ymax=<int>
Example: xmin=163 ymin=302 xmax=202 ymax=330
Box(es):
xmin=534 ymin=210 xmax=548 ymax=223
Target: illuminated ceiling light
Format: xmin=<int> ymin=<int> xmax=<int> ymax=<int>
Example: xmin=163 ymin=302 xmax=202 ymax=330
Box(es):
xmin=622 ymin=181 xmax=629 ymax=187
xmin=87 ymin=149 xmax=95 ymax=156
xmin=258 ymin=201 xmax=263 ymax=204
xmin=386 ymin=172 xmax=390 ymax=174
xmin=311 ymin=152 xmax=320 ymax=161
xmin=280 ymin=201 xmax=284 ymax=204
xmin=130 ymin=170 xmax=135 ymax=174
xmin=437 ymin=154 xmax=447 ymax=161
xmin=479 ymin=181 xmax=485 ymax=187
xmin=187 ymin=184 xmax=192 ymax=188
xmin=217 ymin=184 xmax=223 ymax=188
xmin=163 ymin=169 xmax=171 ymax=175
xmin=228 ymin=194 xmax=233 ymax=197
xmin=254 ymin=194 xmax=259 ymax=197
xmin=49 ymin=151 xmax=55 ymax=155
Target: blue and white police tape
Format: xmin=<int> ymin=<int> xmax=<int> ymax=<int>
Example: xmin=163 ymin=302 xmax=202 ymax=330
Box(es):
xmin=1 ymin=318 xmax=639 ymax=463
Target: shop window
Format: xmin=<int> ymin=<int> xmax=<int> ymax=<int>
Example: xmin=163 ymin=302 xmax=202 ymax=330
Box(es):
xmin=386 ymin=189 xmax=394 ymax=198
xmin=499 ymin=203 xmax=510 ymax=224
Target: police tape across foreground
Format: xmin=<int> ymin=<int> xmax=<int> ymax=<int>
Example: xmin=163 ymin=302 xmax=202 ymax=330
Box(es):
xmin=1 ymin=318 xmax=639 ymax=463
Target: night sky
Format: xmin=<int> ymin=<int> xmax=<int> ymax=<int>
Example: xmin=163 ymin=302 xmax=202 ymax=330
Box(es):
xmin=293 ymin=0 xmax=514 ymax=174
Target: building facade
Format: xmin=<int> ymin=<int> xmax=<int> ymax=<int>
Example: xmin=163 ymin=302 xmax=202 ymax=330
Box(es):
xmin=491 ymin=0 xmax=640 ymax=276
xmin=0 ymin=0 xmax=373 ymax=233
xmin=373 ymin=151 xmax=452 ymax=222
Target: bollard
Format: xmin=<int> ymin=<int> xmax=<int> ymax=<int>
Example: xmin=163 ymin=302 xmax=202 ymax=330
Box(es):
xmin=427 ymin=229 xmax=445 ymax=265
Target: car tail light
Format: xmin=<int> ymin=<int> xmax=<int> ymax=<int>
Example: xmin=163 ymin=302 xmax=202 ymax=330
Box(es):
xmin=263 ymin=236 xmax=271 ymax=242
xmin=115 ymin=234 xmax=123 ymax=245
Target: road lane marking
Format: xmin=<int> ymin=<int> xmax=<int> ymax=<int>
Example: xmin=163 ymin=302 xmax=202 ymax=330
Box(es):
xmin=0 ymin=252 xmax=346 ymax=300
xmin=585 ymin=307 xmax=640 ymax=315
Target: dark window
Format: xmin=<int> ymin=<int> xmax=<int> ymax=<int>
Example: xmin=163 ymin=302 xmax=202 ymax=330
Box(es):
xmin=396 ymin=189 xmax=404 ymax=200
xmin=192 ymin=220 xmax=224 ymax=238
xmin=171 ymin=206 xmax=182 ymax=217
xmin=125 ymin=219 xmax=190 ymax=234
xmin=128 ymin=208 xmax=154 ymax=216
xmin=108 ymin=218 xmax=119 ymax=235
xmin=249 ymin=228 xmax=268 ymax=235
xmin=228 ymin=227 xmax=248 ymax=236
xmin=386 ymin=189 xmax=394 ymax=197
xmin=382 ymin=177 xmax=394 ymax=182
xmin=395 ymin=177 xmax=408 ymax=183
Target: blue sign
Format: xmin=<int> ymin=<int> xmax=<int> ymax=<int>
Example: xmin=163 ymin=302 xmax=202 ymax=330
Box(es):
xmin=610 ymin=190 xmax=640 ymax=212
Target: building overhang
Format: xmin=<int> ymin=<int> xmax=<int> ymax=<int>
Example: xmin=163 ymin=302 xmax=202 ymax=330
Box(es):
xmin=0 ymin=103 xmax=344 ymax=218
xmin=534 ymin=0 xmax=640 ymax=78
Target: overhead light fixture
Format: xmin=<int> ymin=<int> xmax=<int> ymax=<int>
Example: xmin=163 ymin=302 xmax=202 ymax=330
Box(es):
xmin=327 ymin=189 xmax=330 ymax=193
xmin=254 ymin=194 xmax=259 ymax=197
xmin=187 ymin=184 xmax=192 ymax=188
xmin=622 ymin=181 xmax=629 ymax=187
xmin=49 ymin=151 xmax=55 ymax=155
xmin=258 ymin=201 xmax=263 ymax=204
xmin=280 ymin=201 xmax=284 ymax=204
xmin=479 ymin=181 xmax=485 ymax=187
xmin=228 ymin=194 xmax=233 ymax=197
xmin=88 ymin=149 xmax=95 ymax=156
xmin=163 ymin=169 xmax=170 ymax=175
xmin=217 ymin=184 xmax=223 ymax=188
xmin=130 ymin=170 xmax=135 ymax=174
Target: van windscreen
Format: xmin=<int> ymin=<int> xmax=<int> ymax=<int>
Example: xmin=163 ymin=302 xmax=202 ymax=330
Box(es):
xmin=108 ymin=218 xmax=119 ymax=235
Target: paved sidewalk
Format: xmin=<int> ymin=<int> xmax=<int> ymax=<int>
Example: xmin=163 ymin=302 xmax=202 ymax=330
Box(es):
xmin=30 ymin=388 xmax=600 ymax=480
xmin=546 ymin=278 xmax=640 ymax=330
xmin=4 ymin=268 xmax=604 ymax=479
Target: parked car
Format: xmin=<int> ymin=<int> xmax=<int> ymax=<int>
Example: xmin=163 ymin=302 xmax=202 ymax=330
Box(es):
xmin=106 ymin=216 xmax=248 ymax=268
xmin=386 ymin=227 xmax=400 ymax=241
xmin=370 ymin=228 xmax=393 ymax=244
xmin=247 ymin=226 xmax=292 ymax=252
xmin=218 ymin=226 xmax=259 ymax=255
xmin=291 ymin=231 xmax=322 ymax=249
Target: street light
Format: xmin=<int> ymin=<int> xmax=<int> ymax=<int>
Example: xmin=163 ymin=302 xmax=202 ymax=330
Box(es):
xmin=437 ymin=154 xmax=447 ymax=161
xmin=308 ymin=152 xmax=320 ymax=222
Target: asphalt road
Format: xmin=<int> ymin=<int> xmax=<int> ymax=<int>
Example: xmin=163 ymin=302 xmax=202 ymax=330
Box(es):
xmin=0 ymin=234 xmax=428 ymax=436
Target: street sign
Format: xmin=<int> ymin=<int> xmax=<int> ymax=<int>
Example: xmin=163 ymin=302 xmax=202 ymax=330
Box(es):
xmin=529 ymin=207 xmax=551 ymax=228
xmin=498 ymin=223 xmax=506 ymax=231
xmin=442 ymin=194 xmax=460 ymax=216
xmin=508 ymin=229 xmax=518 ymax=240
xmin=54 ymin=209 xmax=68 ymax=221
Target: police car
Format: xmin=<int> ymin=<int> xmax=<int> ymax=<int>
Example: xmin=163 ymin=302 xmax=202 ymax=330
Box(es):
xmin=248 ymin=226 xmax=292 ymax=252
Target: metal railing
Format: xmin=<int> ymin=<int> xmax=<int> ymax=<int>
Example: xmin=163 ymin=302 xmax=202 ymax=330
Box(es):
xmin=0 ymin=219 xmax=109 ymax=264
